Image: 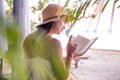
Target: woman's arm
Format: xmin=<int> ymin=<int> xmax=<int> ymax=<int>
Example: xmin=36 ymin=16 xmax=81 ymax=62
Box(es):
xmin=49 ymin=38 xmax=69 ymax=80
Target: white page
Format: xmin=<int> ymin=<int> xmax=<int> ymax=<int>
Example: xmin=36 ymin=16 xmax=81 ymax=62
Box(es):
xmin=71 ymin=35 xmax=98 ymax=54
xmin=80 ymin=37 xmax=98 ymax=53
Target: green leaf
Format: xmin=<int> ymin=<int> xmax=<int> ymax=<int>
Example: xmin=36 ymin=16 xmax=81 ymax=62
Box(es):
xmin=102 ymin=0 xmax=110 ymax=12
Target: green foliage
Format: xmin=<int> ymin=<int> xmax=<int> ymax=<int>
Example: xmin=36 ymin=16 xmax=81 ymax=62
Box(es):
xmin=0 ymin=17 xmax=28 ymax=80
xmin=6 ymin=0 xmax=13 ymax=9
xmin=102 ymin=0 xmax=110 ymax=12
xmin=5 ymin=0 xmax=13 ymax=20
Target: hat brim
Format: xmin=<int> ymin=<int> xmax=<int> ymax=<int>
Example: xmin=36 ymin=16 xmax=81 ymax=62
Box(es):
xmin=39 ymin=15 xmax=75 ymax=26
xmin=39 ymin=17 xmax=59 ymax=26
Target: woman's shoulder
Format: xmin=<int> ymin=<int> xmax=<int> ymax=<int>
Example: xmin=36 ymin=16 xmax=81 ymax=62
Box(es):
xmin=48 ymin=38 xmax=62 ymax=49
xmin=51 ymin=38 xmax=61 ymax=45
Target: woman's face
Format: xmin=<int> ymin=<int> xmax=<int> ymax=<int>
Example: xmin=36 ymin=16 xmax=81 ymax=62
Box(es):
xmin=50 ymin=20 xmax=66 ymax=35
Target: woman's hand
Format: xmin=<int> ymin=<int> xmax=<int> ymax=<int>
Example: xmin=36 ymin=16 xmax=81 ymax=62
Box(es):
xmin=65 ymin=35 xmax=77 ymax=70
xmin=66 ymin=35 xmax=76 ymax=57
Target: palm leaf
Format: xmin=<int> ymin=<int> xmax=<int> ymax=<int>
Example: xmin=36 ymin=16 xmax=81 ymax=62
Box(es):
xmin=109 ymin=0 xmax=116 ymax=33
xmin=82 ymin=0 xmax=92 ymax=17
xmin=102 ymin=0 xmax=110 ymax=12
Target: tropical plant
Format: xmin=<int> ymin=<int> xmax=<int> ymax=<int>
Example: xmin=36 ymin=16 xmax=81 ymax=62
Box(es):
xmin=64 ymin=0 xmax=120 ymax=34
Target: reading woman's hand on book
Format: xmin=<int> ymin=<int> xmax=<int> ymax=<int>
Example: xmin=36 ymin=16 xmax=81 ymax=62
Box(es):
xmin=66 ymin=35 xmax=77 ymax=57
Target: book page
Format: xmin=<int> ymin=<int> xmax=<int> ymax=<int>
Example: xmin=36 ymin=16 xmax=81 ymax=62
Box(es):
xmin=71 ymin=35 xmax=98 ymax=55
xmin=80 ymin=37 xmax=98 ymax=53
xmin=72 ymin=35 xmax=89 ymax=54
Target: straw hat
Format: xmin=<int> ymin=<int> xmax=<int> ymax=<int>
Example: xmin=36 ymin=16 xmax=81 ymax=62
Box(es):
xmin=39 ymin=4 xmax=72 ymax=25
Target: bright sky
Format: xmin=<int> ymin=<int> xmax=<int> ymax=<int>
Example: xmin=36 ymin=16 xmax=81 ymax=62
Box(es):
xmin=29 ymin=0 xmax=120 ymax=50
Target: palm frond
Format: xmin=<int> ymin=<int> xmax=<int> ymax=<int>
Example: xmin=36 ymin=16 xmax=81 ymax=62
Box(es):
xmin=102 ymin=0 xmax=110 ymax=12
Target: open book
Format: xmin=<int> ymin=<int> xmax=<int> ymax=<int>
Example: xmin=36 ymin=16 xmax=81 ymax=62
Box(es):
xmin=71 ymin=35 xmax=98 ymax=55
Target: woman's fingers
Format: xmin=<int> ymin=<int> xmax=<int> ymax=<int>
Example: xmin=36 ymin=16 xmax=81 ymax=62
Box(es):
xmin=68 ymin=35 xmax=72 ymax=44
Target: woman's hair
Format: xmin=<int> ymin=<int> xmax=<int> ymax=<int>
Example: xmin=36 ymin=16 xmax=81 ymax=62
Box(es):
xmin=36 ymin=22 xmax=54 ymax=34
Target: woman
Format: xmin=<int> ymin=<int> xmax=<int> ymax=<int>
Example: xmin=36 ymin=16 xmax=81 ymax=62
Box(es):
xmin=22 ymin=3 xmax=76 ymax=80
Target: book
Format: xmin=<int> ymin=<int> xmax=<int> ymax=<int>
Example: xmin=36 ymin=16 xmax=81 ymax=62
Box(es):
xmin=71 ymin=35 xmax=98 ymax=56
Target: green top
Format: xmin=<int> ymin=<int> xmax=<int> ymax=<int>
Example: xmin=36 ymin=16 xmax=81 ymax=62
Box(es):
xmin=22 ymin=30 xmax=70 ymax=80
xmin=27 ymin=57 xmax=56 ymax=80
